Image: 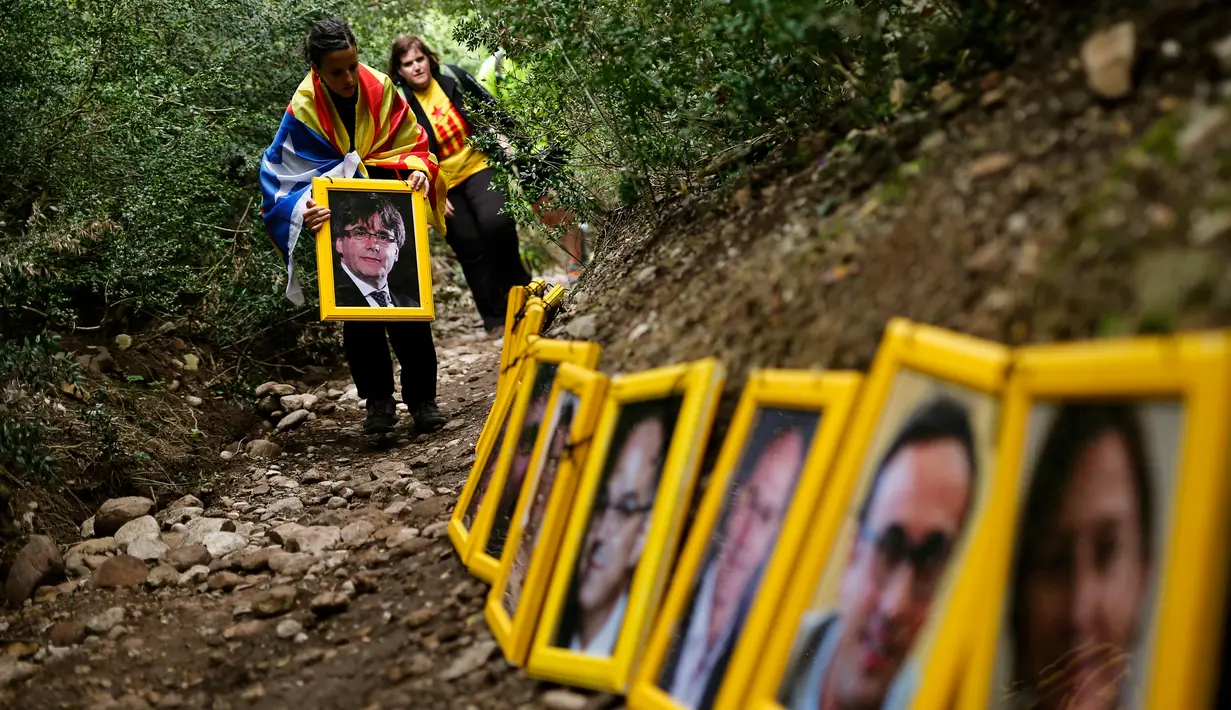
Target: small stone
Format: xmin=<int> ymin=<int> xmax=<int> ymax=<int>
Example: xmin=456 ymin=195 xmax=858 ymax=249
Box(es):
xmin=341 ymin=520 xmax=376 ymax=546
xmin=254 ymin=381 xmax=281 ymax=397
xmin=440 ymin=640 xmax=498 ymax=680
xmin=309 ymin=591 xmax=350 ymax=617
xmin=284 ymin=526 xmax=341 ymax=555
xmin=49 ymin=620 xmax=87 ymax=646
xmin=92 ymin=555 xmax=148 ymax=588
xmin=186 ymin=395 xmax=204 ymax=407
xmin=114 ymin=334 xmax=133 ymax=350
xmin=246 ymin=440 xmax=282 ymax=459
xmin=268 ymin=552 xmax=315 ymax=577
xmin=114 ymin=516 xmax=161 ymax=553
xmin=267 ymin=523 xmax=306 ymax=546
xmin=183 ymin=354 xmax=200 ymax=372
xmin=4 ymin=535 xmax=64 ymax=607
xmin=386 ymin=527 xmax=421 ymax=548
xmin=1081 ymin=22 xmax=1137 ymax=99
xmin=251 ymin=585 xmax=298 ymax=617
xmin=207 ymin=571 xmax=243 ymax=591
xmin=262 ymin=497 xmax=305 ymax=521
xmin=202 ymin=531 xmax=247 ymax=559
xmin=223 ymin=620 xmax=267 ymax=640
xmin=85 ymin=607 xmax=126 ymax=635
xmin=145 ymin=565 xmax=180 ymax=590
xmin=126 ymin=537 xmax=169 ymax=563
xmin=160 ymin=506 xmax=204 ymax=528
xmin=280 ymin=394 xmax=318 ymax=413
xmin=178 ymin=565 xmax=211 ymax=587
xmin=276 ymin=619 xmax=303 ymax=639
xmin=165 ymin=543 xmax=212 ymax=572
xmin=542 ymin=690 xmax=589 ymax=710
xmin=404 ymin=607 xmax=438 ymax=629
xmin=564 ymin=314 xmax=597 ymax=339
xmin=422 ymin=521 xmax=448 ymax=539
xmin=95 ymin=497 xmax=155 ymax=536
xmin=276 ymin=409 xmax=311 ymax=432
xmin=220 ymin=450 xmax=235 ymax=461
xmin=240 ymin=547 xmax=280 ymax=572
xmin=80 ymin=516 xmax=95 ymax=539
xmin=966 ymin=152 xmax=1017 ymax=180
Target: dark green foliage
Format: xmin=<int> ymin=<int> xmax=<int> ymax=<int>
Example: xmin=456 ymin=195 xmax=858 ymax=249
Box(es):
xmin=454 ymin=0 xmax=1015 ymax=219
xmin=0 ymin=332 xmax=78 ymax=482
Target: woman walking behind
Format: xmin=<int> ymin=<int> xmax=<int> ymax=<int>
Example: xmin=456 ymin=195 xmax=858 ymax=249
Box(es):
xmin=389 ymin=35 xmax=531 ymax=336
xmin=260 ymin=17 xmax=450 ymax=435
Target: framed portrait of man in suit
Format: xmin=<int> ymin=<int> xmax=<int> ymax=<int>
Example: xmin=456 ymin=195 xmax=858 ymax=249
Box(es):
xmin=527 ymin=359 xmax=726 ymax=693
xmin=628 ymin=369 xmax=862 ymax=710
xmin=313 ymin=177 xmax=434 ymax=321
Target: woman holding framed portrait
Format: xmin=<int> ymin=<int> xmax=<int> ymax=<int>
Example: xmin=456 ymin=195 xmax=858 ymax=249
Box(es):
xmin=259 ymin=17 xmax=450 ymax=436
xmin=388 ymin=35 xmax=532 ymax=337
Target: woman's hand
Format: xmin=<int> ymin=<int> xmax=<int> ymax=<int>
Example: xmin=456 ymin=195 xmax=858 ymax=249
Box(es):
xmin=445 ymin=198 xmax=455 ymax=218
xmin=303 ymin=199 xmax=330 ymax=233
xmin=408 ymin=171 xmax=428 ymax=192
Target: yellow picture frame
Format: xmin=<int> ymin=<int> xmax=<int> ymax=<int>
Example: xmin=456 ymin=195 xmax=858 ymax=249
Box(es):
xmin=465 ymin=338 xmax=605 ymax=582
xmin=527 ymin=359 xmax=727 ymax=693
xmin=496 ymin=285 xmax=530 ymax=381
xmin=957 ymin=332 xmax=1231 ymax=710
xmin=449 ymin=302 xmax=547 ymax=556
xmin=486 ymin=362 xmax=611 ymax=666
xmin=312 ymin=177 xmax=434 ymax=321
xmin=629 ymin=369 xmax=864 ymax=710
xmin=742 ymin=319 xmax=1011 ymax=710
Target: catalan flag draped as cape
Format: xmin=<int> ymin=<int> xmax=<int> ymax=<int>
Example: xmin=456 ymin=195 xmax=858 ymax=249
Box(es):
xmin=260 ymin=63 xmax=448 ymax=305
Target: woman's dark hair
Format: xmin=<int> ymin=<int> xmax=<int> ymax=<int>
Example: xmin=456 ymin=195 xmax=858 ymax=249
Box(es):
xmin=302 ymin=17 xmax=356 ymax=67
xmin=388 ymin=35 xmax=441 ymax=84
xmin=1008 ymin=403 xmax=1155 ymax=669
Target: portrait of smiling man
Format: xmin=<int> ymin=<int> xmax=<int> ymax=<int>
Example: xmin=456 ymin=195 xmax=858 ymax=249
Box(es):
xmin=332 ymin=191 xmax=420 ymax=308
xmin=779 ymin=394 xmax=979 ymax=710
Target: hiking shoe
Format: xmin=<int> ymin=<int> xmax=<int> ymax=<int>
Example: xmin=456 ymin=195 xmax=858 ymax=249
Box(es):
xmin=363 ymin=396 xmax=397 ymax=435
xmin=410 ymin=400 xmax=449 ymax=433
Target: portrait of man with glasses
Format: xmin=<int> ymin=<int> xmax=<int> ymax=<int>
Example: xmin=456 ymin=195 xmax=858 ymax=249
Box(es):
xmin=779 ymin=395 xmax=978 ymax=710
xmin=332 ymin=191 xmax=420 ymax=308
xmin=556 ymin=397 xmax=682 ymax=656
xmin=659 ymin=409 xmax=819 ymax=709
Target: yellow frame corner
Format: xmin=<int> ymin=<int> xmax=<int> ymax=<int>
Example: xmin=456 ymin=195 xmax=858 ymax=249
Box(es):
xmin=312 ymin=177 xmax=435 ymax=322
xmin=629 ymin=369 xmax=864 ymax=710
xmin=526 ymin=359 xmax=727 ymax=693
xmin=487 ymin=362 xmax=611 ymax=666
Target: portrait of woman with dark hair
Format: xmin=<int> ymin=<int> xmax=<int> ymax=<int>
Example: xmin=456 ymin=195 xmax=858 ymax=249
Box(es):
xmin=1005 ymin=403 xmax=1159 ymax=710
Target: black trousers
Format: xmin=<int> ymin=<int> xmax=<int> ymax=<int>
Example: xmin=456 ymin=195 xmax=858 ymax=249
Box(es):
xmin=445 ymin=168 xmax=531 ymax=329
xmin=342 ymin=320 xmax=437 ymax=406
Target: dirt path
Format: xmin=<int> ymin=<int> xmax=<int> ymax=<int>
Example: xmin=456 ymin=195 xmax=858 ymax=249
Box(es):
xmin=0 ymin=286 xmax=608 ymax=710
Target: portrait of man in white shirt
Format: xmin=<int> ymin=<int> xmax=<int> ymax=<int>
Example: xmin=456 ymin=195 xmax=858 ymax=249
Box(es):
xmin=331 ymin=191 xmax=420 ymax=309
xmin=659 ymin=409 xmax=817 ymax=709
xmin=555 ymin=398 xmax=682 ymax=656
